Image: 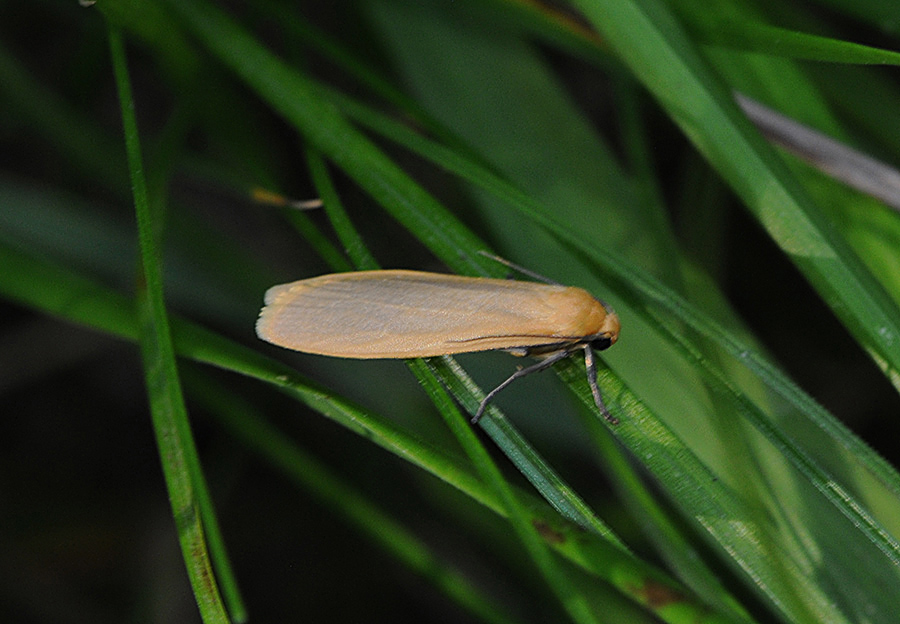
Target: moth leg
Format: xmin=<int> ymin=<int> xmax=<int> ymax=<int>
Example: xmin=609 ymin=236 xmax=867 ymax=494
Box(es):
xmin=583 ymin=345 xmax=618 ymax=424
xmin=472 ymin=349 xmax=570 ymax=423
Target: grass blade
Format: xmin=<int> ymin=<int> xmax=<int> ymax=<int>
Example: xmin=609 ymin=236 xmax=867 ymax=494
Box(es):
xmin=107 ymin=26 xmax=233 ymax=623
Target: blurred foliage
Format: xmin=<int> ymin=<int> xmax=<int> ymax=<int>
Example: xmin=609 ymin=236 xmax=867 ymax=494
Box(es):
xmin=3 ymin=0 xmax=900 ymax=622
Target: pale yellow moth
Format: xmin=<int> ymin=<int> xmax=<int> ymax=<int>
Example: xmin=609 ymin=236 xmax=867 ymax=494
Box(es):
xmin=256 ymin=270 xmax=620 ymax=423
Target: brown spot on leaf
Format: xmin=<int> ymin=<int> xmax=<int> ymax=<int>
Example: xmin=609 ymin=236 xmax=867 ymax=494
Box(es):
xmin=532 ymin=519 xmax=566 ymax=544
xmin=629 ymin=579 xmax=685 ymax=609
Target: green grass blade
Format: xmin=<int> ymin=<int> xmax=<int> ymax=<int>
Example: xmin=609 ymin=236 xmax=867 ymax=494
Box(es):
xmin=0 ymin=236 xmax=748 ymax=623
xmin=11 ymin=1 xmax=900 ymax=621
xmin=305 ymin=148 xmax=379 ymax=271
xmin=426 ymin=357 xmax=623 ymax=543
xmin=677 ymin=4 xmax=900 ymax=66
xmin=412 ymin=360 xmax=602 ymax=624
xmin=709 ymin=22 xmax=900 ymax=65
xmin=571 ymin=0 xmax=900 ymax=396
xmin=359 ymin=2 xmax=900 ymax=621
xmin=305 ymin=156 xmax=628 ymax=622
xmin=301 ymin=136 xmax=746 ymax=622
xmin=324 ymin=75 xmax=900 ymax=524
xmin=107 ymin=27 xmax=232 ymax=624
xmin=160 ymin=0 xmax=494 ymax=277
xmin=185 ymin=370 xmax=521 ymax=624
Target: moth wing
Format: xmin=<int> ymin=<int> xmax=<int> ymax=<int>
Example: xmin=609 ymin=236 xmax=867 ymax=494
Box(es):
xmin=256 ymin=271 xmax=595 ymax=358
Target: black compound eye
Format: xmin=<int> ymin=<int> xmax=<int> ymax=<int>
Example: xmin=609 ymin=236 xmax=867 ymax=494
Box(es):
xmin=590 ymin=336 xmax=613 ymax=351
